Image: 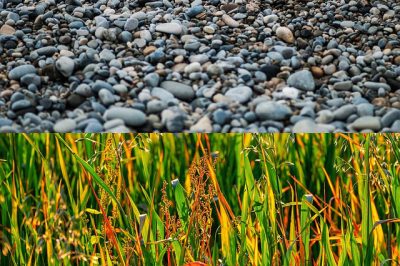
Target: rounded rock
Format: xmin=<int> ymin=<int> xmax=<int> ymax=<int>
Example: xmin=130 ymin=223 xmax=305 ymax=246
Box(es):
xmin=55 ymin=56 xmax=75 ymax=77
xmin=155 ymin=23 xmax=183 ymax=35
xmin=53 ymin=119 xmax=77 ymax=133
xmin=287 ymin=70 xmax=315 ymax=91
xmin=160 ymin=81 xmax=195 ymax=101
xmin=350 ymin=116 xmax=381 ymax=131
xmin=225 ymin=86 xmax=253 ymax=103
xmin=103 ymin=107 xmax=146 ymax=127
xmin=276 ymin=27 xmax=294 ymax=43
xmin=255 ymin=101 xmax=292 ymax=121
xmin=8 ymin=65 xmax=36 ymax=80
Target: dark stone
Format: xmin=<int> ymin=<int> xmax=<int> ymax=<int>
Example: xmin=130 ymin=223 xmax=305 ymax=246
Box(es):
xmin=39 ymin=98 xmax=52 ymax=109
xmin=387 ymin=78 xmax=400 ymax=90
xmin=41 ymin=64 xmax=63 ymax=81
xmin=260 ymin=64 xmax=280 ymax=80
xmin=67 ymin=93 xmax=86 ymax=109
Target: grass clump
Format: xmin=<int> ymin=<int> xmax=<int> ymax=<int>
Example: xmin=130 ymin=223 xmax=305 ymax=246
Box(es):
xmin=0 ymin=133 xmax=399 ymax=265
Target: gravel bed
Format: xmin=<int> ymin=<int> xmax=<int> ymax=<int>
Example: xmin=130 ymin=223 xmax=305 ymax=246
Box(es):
xmin=0 ymin=0 xmax=399 ymax=132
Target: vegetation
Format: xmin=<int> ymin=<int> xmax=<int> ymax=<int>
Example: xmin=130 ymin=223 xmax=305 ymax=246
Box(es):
xmin=0 ymin=133 xmax=399 ymax=265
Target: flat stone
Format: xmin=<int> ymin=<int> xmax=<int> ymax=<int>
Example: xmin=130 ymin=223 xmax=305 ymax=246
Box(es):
xmin=293 ymin=119 xmax=335 ymax=133
xmin=104 ymin=119 xmax=125 ymax=130
xmin=103 ymin=107 xmax=146 ymax=127
xmin=156 ymin=23 xmax=183 ymax=35
xmin=0 ymin=118 xmax=13 ymax=127
xmin=263 ymin=14 xmax=279 ymax=24
xmin=333 ymin=104 xmax=356 ymax=120
xmin=53 ymin=118 xmax=76 ymax=132
xmin=160 ymin=81 xmax=195 ymax=101
xmin=357 ymin=103 xmax=374 ymax=117
xmin=85 ymin=122 xmax=103 ymax=133
xmin=20 ymin=74 xmax=41 ymax=87
xmin=147 ymin=99 xmax=167 ymax=113
xmin=67 ymin=93 xmax=85 ymax=108
xmin=0 ymin=24 xmax=15 ymax=35
xmin=186 ymin=5 xmax=204 ymax=17
xmin=381 ymin=109 xmax=400 ymax=128
xmin=151 ymin=87 xmax=175 ymax=100
xmin=364 ymin=82 xmax=391 ymax=90
xmin=11 ymin=99 xmax=31 ymax=111
xmin=350 ymin=116 xmax=381 ymax=131
xmin=333 ymin=80 xmax=353 ymax=91
xmin=225 ymin=86 xmax=252 ymax=103
xmin=8 ymin=65 xmax=36 ymax=80
xmin=255 ymin=101 xmax=292 ymax=121
xmin=340 ymin=21 xmax=355 ymax=28
xmin=36 ymin=46 xmax=58 ymax=56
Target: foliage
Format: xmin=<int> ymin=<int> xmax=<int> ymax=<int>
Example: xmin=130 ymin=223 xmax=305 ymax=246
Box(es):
xmin=0 ymin=133 xmax=399 ymax=265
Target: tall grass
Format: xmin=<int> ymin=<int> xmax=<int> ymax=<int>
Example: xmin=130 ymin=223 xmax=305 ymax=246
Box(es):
xmin=0 ymin=133 xmax=399 ymax=265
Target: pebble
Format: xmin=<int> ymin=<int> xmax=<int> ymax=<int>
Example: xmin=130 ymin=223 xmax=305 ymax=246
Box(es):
xmin=99 ymin=49 xmax=116 ymax=62
xmin=55 ymin=56 xmax=75 ymax=77
xmin=287 ymin=70 xmax=315 ymax=91
xmin=11 ymin=100 xmax=31 ymax=111
xmin=357 ymin=103 xmax=374 ymax=117
xmin=225 ymin=86 xmax=252 ymax=103
xmin=333 ymin=104 xmax=356 ymax=121
xmin=144 ymin=72 xmax=160 ymax=87
xmin=349 ymin=116 xmax=381 ymax=131
xmin=85 ymin=122 xmax=103 ymax=133
xmin=315 ymin=110 xmax=334 ymax=124
xmin=276 ymin=27 xmax=294 ymax=43
xmin=21 ymin=74 xmax=41 ymax=87
xmin=255 ymin=101 xmax=292 ymax=121
xmin=333 ymin=81 xmax=353 ymax=91
xmin=222 ymin=14 xmax=239 ymax=28
xmin=156 ymin=23 xmax=183 ymax=35
xmin=103 ymin=107 xmax=146 ymax=127
xmin=53 ymin=119 xmax=76 ymax=132
xmin=381 ymin=109 xmax=400 ymax=128
xmin=160 ymin=81 xmax=195 ymax=101
xmin=0 ymin=24 xmax=15 ymax=35
xmin=364 ymin=82 xmax=391 ymax=91
xmin=190 ymin=116 xmax=213 ymax=132
xmin=124 ymin=18 xmax=139 ymax=31
xmin=8 ymin=65 xmax=36 ymax=80
xmin=0 ymin=0 xmax=398 ymax=133
xmin=292 ymin=119 xmax=335 ymax=133
xmin=98 ymin=89 xmax=115 ymax=106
